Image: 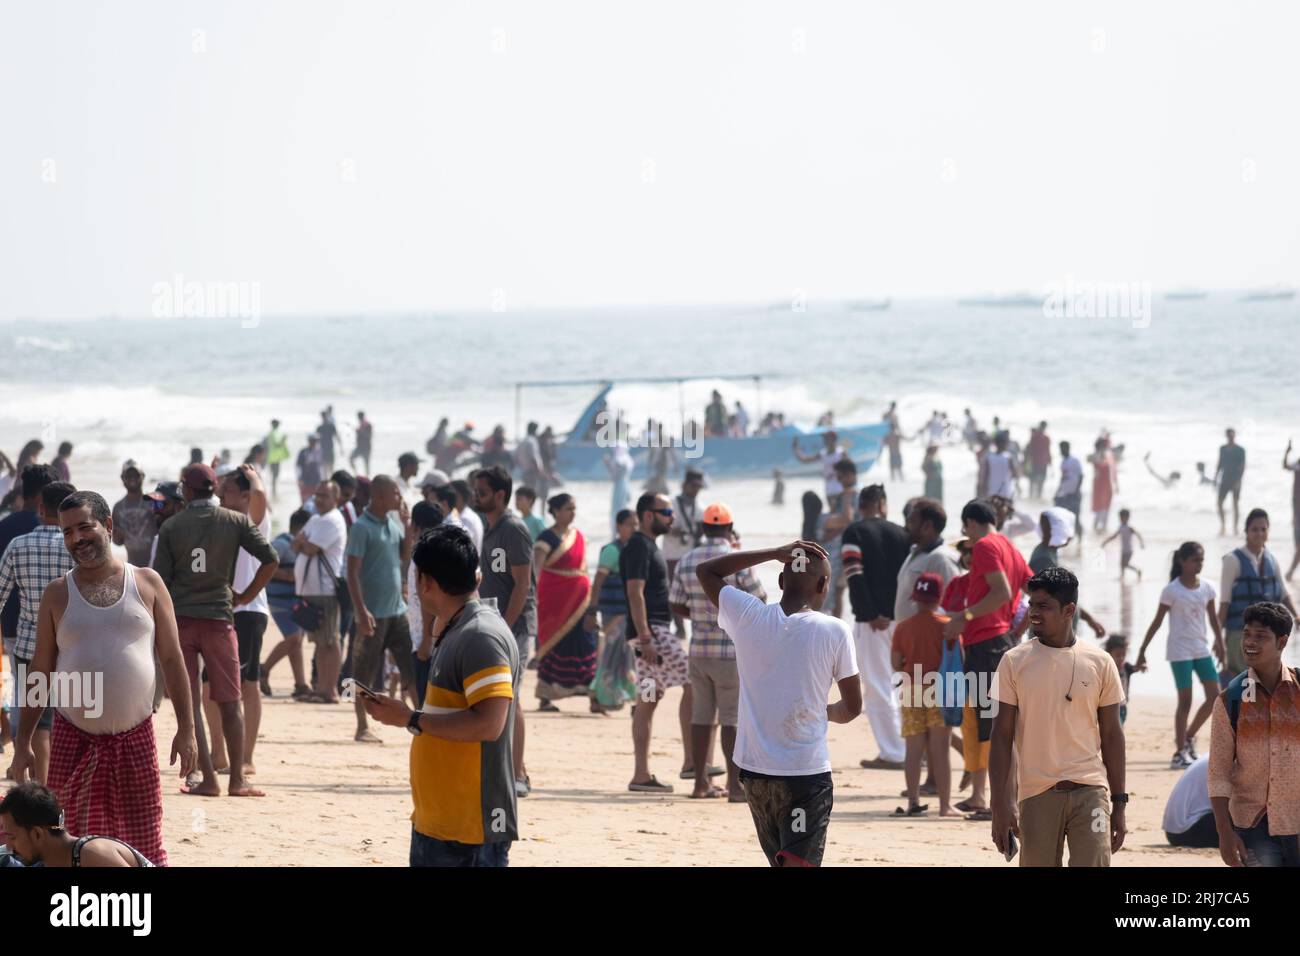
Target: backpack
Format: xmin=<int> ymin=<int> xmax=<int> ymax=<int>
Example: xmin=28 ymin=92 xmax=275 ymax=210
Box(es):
xmin=1224 ymin=667 xmax=1300 ymax=731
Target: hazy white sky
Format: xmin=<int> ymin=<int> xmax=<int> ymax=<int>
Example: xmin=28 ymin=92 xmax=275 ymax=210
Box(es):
xmin=3 ymin=0 xmax=1298 ymax=320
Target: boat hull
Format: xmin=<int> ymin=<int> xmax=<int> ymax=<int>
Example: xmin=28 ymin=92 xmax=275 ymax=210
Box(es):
xmin=553 ymin=423 xmax=889 ymax=481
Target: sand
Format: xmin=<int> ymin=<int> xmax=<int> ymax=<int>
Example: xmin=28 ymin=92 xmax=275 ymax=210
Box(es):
xmin=155 ymin=655 xmax=1218 ymax=868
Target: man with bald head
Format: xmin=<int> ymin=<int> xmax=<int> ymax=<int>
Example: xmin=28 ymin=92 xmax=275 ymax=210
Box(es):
xmin=698 ymin=540 xmax=862 ymax=867
xmin=294 ymin=479 xmax=348 ymax=702
xmin=345 ymin=474 xmax=414 ymax=741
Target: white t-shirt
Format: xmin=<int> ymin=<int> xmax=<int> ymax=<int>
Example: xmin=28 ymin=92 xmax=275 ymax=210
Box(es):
xmin=820 ymin=446 xmax=848 ymax=496
xmin=1057 ymin=456 xmax=1083 ymax=496
xmin=717 ymin=585 xmax=858 ymax=776
xmin=1158 ymin=578 xmax=1217 ymax=661
xmin=232 ymin=512 xmax=272 ymax=616
xmin=985 ymin=451 xmax=1014 ymax=498
xmin=1162 ymin=755 xmax=1212 ymax=835
xmin=294 ymin=509 xmax=348 ymax=597
xmin=459 ymin=506 xmax=484 ymax=554
xmin=406 ymin=560 xmax=424 ymax=650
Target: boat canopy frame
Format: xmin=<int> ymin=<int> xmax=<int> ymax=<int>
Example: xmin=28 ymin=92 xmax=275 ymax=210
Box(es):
xmin=513 ymin=374 xmax=781 ymax=442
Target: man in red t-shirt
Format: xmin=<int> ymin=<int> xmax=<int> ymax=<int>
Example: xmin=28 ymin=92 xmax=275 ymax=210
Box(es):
xmin=943 ymin=499 xmax=1031 ymax=747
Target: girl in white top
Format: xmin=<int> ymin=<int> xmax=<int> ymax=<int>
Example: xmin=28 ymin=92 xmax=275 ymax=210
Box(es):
xmin=1135 ymin=541 xmax=1226 ymax=769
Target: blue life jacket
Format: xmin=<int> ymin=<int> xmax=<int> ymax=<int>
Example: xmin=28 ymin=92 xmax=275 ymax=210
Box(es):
xmin=1225 ymin=548 xmax=1282 ymax=631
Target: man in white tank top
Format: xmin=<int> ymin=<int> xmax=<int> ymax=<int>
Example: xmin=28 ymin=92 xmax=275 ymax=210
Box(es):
xmin=11 ymin=490 xmax=196 ymax=867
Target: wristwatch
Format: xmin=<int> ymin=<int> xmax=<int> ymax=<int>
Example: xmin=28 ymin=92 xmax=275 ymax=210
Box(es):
xmin=963 ymin=610 xmax=975 ymax=622
xmin=1111 ymin=792 xmax=1129 ymax=804
xmin=406 ymin=709 xmax=423 ymax=736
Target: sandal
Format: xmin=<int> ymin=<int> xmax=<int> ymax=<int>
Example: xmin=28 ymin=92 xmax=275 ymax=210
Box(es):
xmin=537 ymin=700 xmax=559 ymax=712
xmin=679 ymin=765 xmax=725 ymax=780
xmin=965 ymin=808 xmax=993 ymax=822
xmin=259 ymin=675 xmax=273 ymax=697
xmin=628 ymin=775 xmax=674 ymax=794
xmin=892 ymin=804 xmax=929 ymax=817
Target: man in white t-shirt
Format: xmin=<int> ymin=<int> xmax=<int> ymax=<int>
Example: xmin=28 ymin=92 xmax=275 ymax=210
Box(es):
xmin=1053 ymin=440 xmax=1085 ymax=542
xmin=293 ymin=481 xmax=348 ymax=702
xmin=214 ymin=465 xmax=271 ymax=775
xmin=698 ymin=538 xmax=861 ymax=867
xmin=1163 ymin=755 xmax=1217 ymax=847
xmin=792 ymin=431 xmax=849 ymax=498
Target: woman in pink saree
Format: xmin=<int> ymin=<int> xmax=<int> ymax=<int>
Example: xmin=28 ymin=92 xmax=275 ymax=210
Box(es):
xmin=1091 ymin=436 xmax=1118 ymax=532
xmin=534 ymin=494 xmax=598 ymax=710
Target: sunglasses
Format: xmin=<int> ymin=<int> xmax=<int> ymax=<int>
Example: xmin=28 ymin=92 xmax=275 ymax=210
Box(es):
xmin=652 ymin=508 xmax=674 ymax=516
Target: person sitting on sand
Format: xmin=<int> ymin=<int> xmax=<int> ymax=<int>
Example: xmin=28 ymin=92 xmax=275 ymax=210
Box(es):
xmin=697 ymin=538 xmax=861 ymax=867
xmin=0 ymin=781 xmax=155 ymax=867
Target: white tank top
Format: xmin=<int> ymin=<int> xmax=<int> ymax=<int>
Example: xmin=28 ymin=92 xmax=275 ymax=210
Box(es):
xmin=55 ymin=564 xmax=157 ymax=735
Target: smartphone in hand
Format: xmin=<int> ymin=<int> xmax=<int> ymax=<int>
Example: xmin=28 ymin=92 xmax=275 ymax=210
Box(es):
xmin=1004 ymin=831 xmax=1019 ymax=863
xmin=343 ymin=677 xmax=381 ymax=700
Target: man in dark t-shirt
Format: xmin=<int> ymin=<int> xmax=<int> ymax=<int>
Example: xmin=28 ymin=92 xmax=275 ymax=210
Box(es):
xmin=1215 ymin=428 xmax=1246 ymax=537
xmin=621 ymin=492 xmax=689 ymax=794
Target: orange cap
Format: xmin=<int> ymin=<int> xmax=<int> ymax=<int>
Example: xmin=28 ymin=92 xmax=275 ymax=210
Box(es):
xmin=702 ymin=502 xmax=734 ymax=525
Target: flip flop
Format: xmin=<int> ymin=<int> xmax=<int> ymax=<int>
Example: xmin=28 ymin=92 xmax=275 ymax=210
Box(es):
xmin=689 ymin=785 xmax=727 ymax=799
xmin=860 ymin=757 xmax=906 ymax=770
xmin=892 ymin=804 xmax=929 ymax=817
xmin=965 ymin=808 xmax=993 ymax=822
xmin=537 ymin=700 xmax=559 ymax=712
xmin=679 ymin=765 xmax=725 ymax=780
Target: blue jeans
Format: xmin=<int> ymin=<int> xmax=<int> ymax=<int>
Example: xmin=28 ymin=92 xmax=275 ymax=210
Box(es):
xmin=410 ymin=829 xmax=510 ymax=868
xmin=1237 ymin=816 xmax=1300 ymax=867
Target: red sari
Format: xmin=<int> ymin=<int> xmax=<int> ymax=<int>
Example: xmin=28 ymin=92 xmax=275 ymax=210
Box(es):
xmin=535 ymin=527 xmax=597 ymax=697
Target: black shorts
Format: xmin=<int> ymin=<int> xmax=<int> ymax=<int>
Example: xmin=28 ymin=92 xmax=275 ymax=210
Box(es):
xmin=1218 ymin=480 xmax=1242 ymax=503
xmin=964 ymin=632 xmax=1013 ymax=742
xmin=352 ymin=615 xmax=415 ymax=690
xmin=202 ymin=612 xmax=267 ymax=684
xmin=738 ymin=769 xmax=834 ymax=867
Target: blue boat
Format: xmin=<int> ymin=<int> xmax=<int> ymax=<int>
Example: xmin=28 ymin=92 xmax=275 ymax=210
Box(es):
xmin=516 ymin=378 xmax=889 ymax=481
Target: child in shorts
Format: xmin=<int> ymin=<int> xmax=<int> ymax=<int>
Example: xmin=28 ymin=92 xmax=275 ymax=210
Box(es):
xmin=1103 ymin=633 xmax=1136 ymax=724
xmin=891 ymin=573 xmax=961 ymax=818
xmin=1102 ymin=509 xmax=1145 ymax=580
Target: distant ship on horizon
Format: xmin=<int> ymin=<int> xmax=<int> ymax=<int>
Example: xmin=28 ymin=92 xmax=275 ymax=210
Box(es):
xmin=1240 ymin=288 xmax=1296 ymax=302
xmin=958 ymin=292 xmax=1043 ymax=308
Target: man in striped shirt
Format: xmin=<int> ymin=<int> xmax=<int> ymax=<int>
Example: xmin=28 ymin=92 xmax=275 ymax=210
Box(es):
xmin=0 ymin=481 xmax=76 ymax=782
xmin=362 ymin=524 xmax=519 ymax=866
xmin=669 ymin=502 xmax=766 ymax=800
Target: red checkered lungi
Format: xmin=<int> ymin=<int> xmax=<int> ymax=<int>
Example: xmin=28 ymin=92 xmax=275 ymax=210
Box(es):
xmin=47 ymin=712 xmax=168 ymax=867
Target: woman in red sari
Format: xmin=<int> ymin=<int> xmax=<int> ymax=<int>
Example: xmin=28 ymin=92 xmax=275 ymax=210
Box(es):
xmin=534 ymin=494 xmax=598 ymax=711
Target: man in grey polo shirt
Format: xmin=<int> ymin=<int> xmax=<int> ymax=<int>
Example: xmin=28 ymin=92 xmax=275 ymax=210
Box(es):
xmin=896 ymin=497 xmax=961 ymax=621
xmin=473 ymin=465 xmax=536 ymax=797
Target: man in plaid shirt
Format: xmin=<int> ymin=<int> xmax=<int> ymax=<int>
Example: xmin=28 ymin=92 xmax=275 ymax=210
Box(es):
xmin=669 ymin=502 xmax=766 ymax=801
xmin=0 ymin=480 xmax=76 ymax=782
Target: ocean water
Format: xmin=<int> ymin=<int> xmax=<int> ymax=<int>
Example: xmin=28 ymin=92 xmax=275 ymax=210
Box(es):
xmin=5 ymin=297 xmax=1299 ymax=698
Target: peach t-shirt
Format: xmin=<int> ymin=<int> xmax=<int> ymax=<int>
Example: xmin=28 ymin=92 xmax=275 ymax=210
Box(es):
xmin=991 ymin=638 xmax=1125 ymax=801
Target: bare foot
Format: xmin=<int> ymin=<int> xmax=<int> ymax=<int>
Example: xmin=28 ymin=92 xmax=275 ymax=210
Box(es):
xmin=228 ymin=783 xmax=266 ymax=797
xmin=242 ymin=763 xmax=256 ymax=776
xmin=180 ymin=780 xmax=221 ymax=797
xmin=727 ymin=788 xmax=746 ymax=803
xmin=939 ymin=807 xmax=964 ymax=818
xmin=355 ymin=729 xmax=382 ymax=743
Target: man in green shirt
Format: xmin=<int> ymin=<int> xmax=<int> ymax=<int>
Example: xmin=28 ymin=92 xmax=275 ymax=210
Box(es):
xmin=346 ymin=475 xmax=415 ymax=743
xmin=154 ymin=463 xmax=277 ymax=798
